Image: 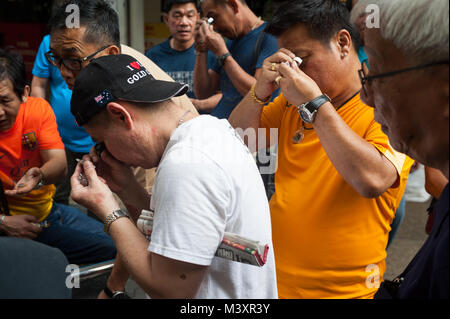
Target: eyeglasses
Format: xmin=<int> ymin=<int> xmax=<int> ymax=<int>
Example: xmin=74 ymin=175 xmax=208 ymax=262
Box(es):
xmin=358 ymin=60 xmax=449 ymax=96
xmin=44 ymin=45 xmax=111 ymax=72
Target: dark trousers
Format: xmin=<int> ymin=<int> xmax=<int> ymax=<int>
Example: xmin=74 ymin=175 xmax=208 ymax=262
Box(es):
xmin=0 ymin=237 xmax=72 ymax=298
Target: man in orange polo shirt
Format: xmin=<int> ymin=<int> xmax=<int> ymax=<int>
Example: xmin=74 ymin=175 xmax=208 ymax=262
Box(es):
xmin=229 ymin=0 xmax=413 ymax=298
xmin=0 ymin=49 xmax=116 ymax=265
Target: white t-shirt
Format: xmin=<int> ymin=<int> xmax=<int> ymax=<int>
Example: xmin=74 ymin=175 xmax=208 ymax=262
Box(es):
xmin=148 ymin=115 xmax=278 ymax=299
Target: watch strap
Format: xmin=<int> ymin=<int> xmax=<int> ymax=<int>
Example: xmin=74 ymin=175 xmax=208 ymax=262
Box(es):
xmin=304 ymin=94 xmax=331 ymax=113
xmin=103 ymin=286 xmax=130 ymax=299
xmin=104 ymin=209 xmax=130 ymax=234
xmin=217 ymin=52 xmax=231 ymax=67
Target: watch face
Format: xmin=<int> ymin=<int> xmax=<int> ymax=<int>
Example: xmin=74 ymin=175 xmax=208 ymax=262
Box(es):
xmin=113 ymin=210 xmax=129 ymax=218
xmin=300 ymin=109 xmax=313 ymax=124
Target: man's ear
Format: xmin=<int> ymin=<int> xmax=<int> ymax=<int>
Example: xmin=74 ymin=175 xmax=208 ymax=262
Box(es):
xmin=163 ymin=13 xmax=169 ymax=26
xmin=22 ymin=85 xmax=31 ymax=103
xmin=107 ymin=45 xmax=121 ymax=56
xmin=228 ymin=0 xmax=239 ymax=14
xmin=336 ymin=29 xmax=352 ymax=59
xmin=106 ymin=102 xmax=134 ymax=129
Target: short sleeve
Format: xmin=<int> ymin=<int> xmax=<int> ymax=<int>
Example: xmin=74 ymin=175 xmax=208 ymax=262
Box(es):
xmin=148 ymin=146 xmax=231 ymax=266
xmin=32 ymin=35 xmax=51 ymax=79
xmin=33 ymin=98 xmax=64 ymax=150
xmin=365 ymin=120 xmax=414 ymax=192
xmin=260 ymin=94 xmax=287 ymax=131
xmin=364 ymin=118 xmax=410 ymax=180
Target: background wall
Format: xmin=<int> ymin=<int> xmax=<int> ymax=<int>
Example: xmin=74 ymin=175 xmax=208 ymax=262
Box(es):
xmin=0 ymin=0 xmax=282 ymax=80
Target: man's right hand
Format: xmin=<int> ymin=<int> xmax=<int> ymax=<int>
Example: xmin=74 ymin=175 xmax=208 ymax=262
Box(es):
xmin=254 ymin=49 xmax=297 ymax=102
xmin=0 ymin=214 xmax=42 ymax=239
xmin=194 ymin=19 xmax=209 ymax=53
xmin=194 ymin=19 xmax=228 ymax=57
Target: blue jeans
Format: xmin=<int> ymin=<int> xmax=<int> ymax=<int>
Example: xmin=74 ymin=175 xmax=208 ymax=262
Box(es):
xmin=35 ymin=203 xmax=116 ymax=265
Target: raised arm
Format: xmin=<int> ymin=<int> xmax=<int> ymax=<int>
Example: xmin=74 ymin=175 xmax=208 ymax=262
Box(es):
xmin=193 ymin=20 xmax=220 ymax=99
xmin=276 ymin=49 xmax=399 ymax=198
xmin=229 ymin=50 xmax=291 ymax=150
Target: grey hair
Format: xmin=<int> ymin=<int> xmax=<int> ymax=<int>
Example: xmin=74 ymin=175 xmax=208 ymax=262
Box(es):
xmin=351 ymin=0 xmax=449 ymax=63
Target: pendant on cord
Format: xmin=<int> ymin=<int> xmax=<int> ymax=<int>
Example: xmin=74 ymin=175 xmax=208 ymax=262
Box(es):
xmin=292 ymin=126 xmax=304 ymax=144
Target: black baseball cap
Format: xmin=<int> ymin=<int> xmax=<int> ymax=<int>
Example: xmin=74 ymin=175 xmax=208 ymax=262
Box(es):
xmin=71 ymin=54 xmax=189 ymax=126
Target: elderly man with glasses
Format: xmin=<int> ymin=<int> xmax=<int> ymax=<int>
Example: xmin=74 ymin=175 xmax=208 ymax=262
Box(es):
xmin=354 ymin=0 xmax=449 ymax=299
xmin=229 ymin=0 xmax=414 ymax=299
xmin=31 ymin=35 xmax=98 ymax=207
xmin=44 ymin=45 xmax=112 ymax=79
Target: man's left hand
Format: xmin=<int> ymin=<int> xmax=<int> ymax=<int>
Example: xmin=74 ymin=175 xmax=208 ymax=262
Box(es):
xmin=4 ymin=167 xmax=43 ymax=197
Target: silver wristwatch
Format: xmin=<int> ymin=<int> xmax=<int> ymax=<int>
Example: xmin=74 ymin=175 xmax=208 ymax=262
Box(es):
xmin=104 ymin=209 xmax=130 ymax=234
xmin=297 ymin=94 xmax=331 ymax=124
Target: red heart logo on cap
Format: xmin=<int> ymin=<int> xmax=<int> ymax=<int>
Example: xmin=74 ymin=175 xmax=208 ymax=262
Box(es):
xmin=130 ymin=62 xmax=140 ymax=70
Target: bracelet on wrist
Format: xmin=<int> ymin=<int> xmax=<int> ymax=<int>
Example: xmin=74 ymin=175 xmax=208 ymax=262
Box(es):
xmin=250 ymin=83 xmax=271 ymax=105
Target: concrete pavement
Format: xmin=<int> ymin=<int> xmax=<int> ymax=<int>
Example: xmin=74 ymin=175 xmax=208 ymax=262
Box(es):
xmin=385 ymin=200 xmax=430 ymax=280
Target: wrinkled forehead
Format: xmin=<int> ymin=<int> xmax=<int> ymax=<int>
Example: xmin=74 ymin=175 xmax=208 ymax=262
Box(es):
xmin=49 ymin=26 xmax=90 ymax=55
xmin=0 ymin=78 xmax=14 ymax=97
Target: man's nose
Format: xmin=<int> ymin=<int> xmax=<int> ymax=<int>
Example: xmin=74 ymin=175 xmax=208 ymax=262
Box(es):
xmin=58 ymin=64 xmax=75 ymax=82
xmin=179 ymin=15 xmax=190 ymax=25
xmin=59 ymin=63 xmax=70 ymax=76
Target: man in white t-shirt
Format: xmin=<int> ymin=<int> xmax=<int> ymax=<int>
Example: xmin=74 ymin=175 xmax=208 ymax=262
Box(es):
xmin=69 ymin=54 xmax=277 ymax=299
